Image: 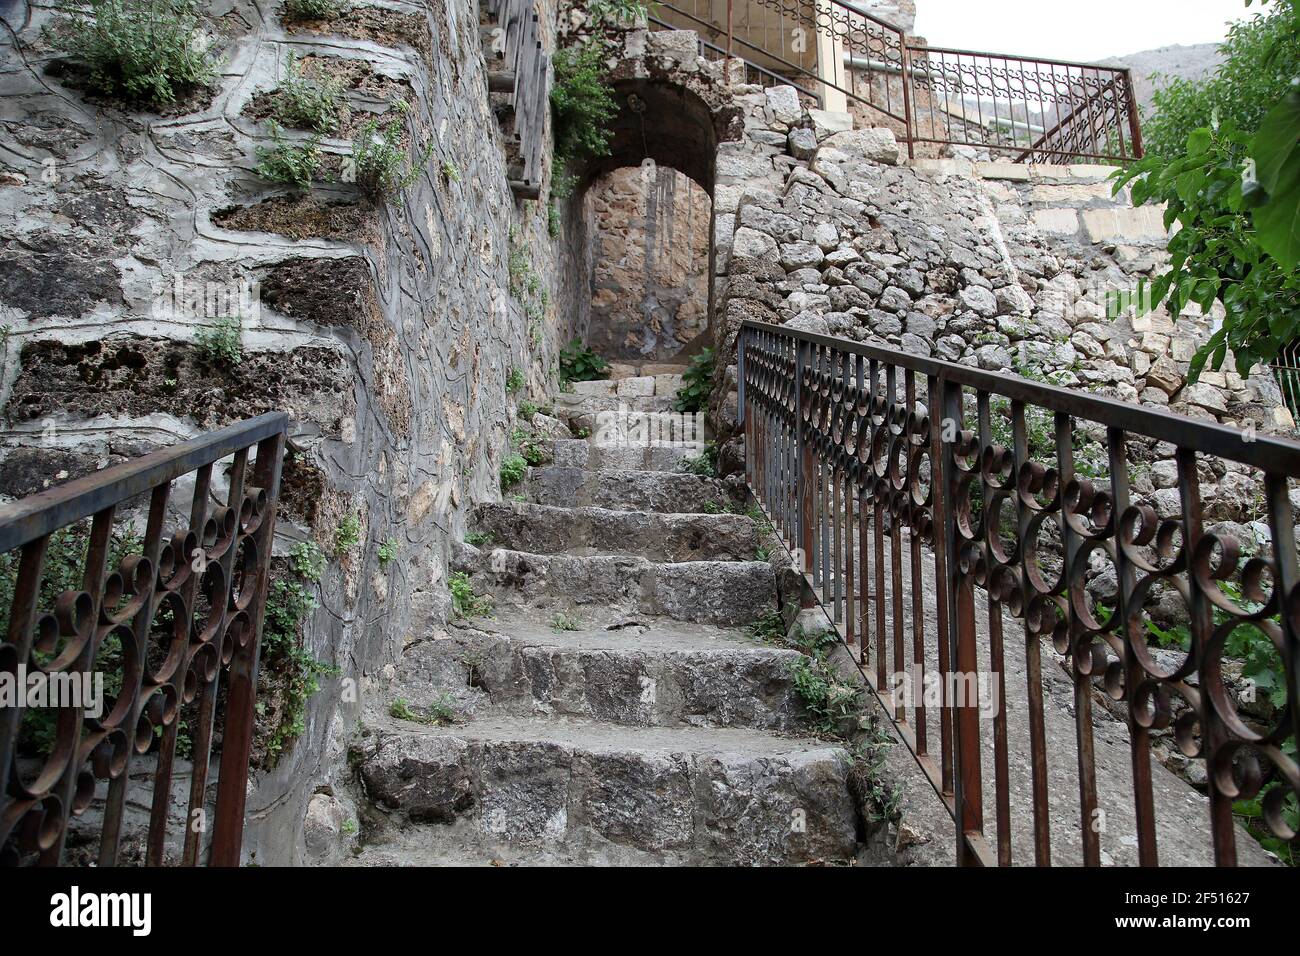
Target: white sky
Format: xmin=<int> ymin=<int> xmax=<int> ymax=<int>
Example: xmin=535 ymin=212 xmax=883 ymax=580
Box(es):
xmin=913 ymin=0 xmax=1252 ymax=62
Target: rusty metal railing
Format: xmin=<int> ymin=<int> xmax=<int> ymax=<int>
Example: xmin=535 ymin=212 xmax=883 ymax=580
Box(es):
xmin=650 ymin=0 xmax=1142 ymax=163
xmin=0 ymin=413 xmax=287 ymax=866
xmin=738 ymin=320 xmax=1298 ymax=865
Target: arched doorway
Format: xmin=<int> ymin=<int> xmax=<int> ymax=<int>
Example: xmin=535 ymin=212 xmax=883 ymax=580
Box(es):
xmin=566 ymin=78 xmax=723 ymax=365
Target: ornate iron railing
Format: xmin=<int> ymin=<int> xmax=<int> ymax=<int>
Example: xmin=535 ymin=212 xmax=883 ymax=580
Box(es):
xmin=484 ymin=0 xmax=550 ymax=198
xmin=0 ymin=413 xmax=287 ymax=866
xmin=738 ymin=320 xmax=1297 ymax=865
xmin=650 ymin=0 xmax=1142 ymax=163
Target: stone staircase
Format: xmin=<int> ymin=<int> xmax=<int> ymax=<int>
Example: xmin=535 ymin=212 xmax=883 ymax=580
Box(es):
xmin=348 ymin=366 xmax=863 ymax=865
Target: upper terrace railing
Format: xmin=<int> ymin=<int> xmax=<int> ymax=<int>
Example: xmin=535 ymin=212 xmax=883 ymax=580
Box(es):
xmin=738 ymin=321 xmax=1297 ymax=865
xmin=0 ymin=413 xmax=286 ymax=866
xmin=651 ymin=0 xmax=1142 ymax=163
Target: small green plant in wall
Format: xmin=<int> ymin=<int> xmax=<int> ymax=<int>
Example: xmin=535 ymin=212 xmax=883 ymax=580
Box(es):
xmin=282 ymin=0 xmax=348 ymax=21
xmin=194 ymin=314 xmax=242 ymax=366
xmin=377 ymin=537 xmax=399 ymax=567
xmin=258 ymin=546 xmax=338 ymax=766
xmin=289 ymin=540 xmax=326 ymax=580
xmin=506 ymin=367 xmax=525 ymax=394
xmin=270 ymin=52 xmax=349 ymax=134
xmin=46 ymin=0 xmax=219 ymax=109
xmin=334 ymin=512 xmax=361 ymax=555
xmin=255 ymin=121 xmax=323 ymax=191
xmin=348 ymin=100 xmax=435 ymax=202
xmin=499 ymin=452 xmax=527 ymax=489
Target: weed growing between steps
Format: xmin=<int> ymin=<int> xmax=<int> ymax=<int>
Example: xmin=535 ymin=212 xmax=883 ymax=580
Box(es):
xmin=748 ymin=608 xmax=904 ymax=834
xmin=510 ymin=425 xmax=549 ymax=467
xmin=559 ymin=338 xmax=609 ymax=384
xmin=390 ymin=694 xmax=455 ymax=726
xmin=449 ymin=571 xmax=492 ymax=619
xmin=672 ymin=348 xmax=714 ymax=414
xmin=680 ymin=441 xmax=718 ymax=478
xmin=499 ymin=453 xmax=527 ymax=489
xmin=551 ymin=611 xmax=582 ymax=631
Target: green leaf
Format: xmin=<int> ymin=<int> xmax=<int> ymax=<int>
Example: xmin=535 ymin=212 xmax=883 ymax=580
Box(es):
xmin=1250 ymin=84 xmax=1300 ymax=269
xmin=1186 ymin=127 xmax=1213 ymax=156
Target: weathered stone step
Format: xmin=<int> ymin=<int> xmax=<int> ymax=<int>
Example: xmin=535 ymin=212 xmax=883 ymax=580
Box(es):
xmin=551 ymin=438 xmax=699 ymax=473
xmin=391 ymin=609 xmax=804 ymax=730
xmin=522 ymin=466 xmax=729 ymax=514
xmin=608 ymin=361 xmax=690 ymax=381
xmin=566 ymin=374 xmax=684 ymax=400
xmin=552 ymin=390 xmax=679 ymax=417
xmin=472 ymin=501 xmax=756 ymax=561
xmin=353 ymin=715 xmax=858 ymax=865
xmin=452 ymin=544 xmax=775 ymax=626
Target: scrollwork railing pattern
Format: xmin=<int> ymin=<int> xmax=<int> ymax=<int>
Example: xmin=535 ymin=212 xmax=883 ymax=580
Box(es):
xmin=0 ymin=413 xmax=286 ymax=866
xmin=739 ymin=320 xmax=1297 ymax=865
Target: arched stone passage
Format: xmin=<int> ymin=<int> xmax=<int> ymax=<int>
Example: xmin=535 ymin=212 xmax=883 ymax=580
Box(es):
xmin=568 ymin=77 xmax=725 ymax=362
xmin=577 ymin=78 xmax=721 ymax=197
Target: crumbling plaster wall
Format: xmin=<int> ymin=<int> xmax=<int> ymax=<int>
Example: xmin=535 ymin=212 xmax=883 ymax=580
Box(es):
xmin=0 ymin=0 xmax=574 ymax=864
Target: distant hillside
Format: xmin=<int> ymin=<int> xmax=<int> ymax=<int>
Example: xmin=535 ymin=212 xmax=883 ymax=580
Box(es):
xmin=1101 ymin=43 xmax=1224 ymax=117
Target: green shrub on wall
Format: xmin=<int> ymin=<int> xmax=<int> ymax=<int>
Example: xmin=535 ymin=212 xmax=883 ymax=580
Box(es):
xmin=46 ymin=0 xmax=218 ymax=108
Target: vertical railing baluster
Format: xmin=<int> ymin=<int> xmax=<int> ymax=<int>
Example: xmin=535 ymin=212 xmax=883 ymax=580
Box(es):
xmin=140 ymin=484 xmax=177 ymax=866
xmin=1174 ymin=446 xmax=1230 ymax=866
xmin=1112 ymin=429 xmax=1159 ymax=865
xmin=977 ymin=391 xmax=1010 ymax=865
xmin=1013 ymin=400 xmax=1052 ymax=866
xmin=945 ymin=379 xmax=983 ymax=864
xmin=0 ymin=538 xmax=49 ymax=813
xmin=906 ymin=371 xmax=926 ymax=753
xmin=928 ymin=373 xmax=954 ymax=797
xmin=39 ymin=506 xmax=115 ymax=865
xmin=212 ymin=433 xmax=285 ymax=866
xmin=1057 ymin=412 xmax=1101 ymax=867
xmin=890 ymin=367 xmax=905 ymax=722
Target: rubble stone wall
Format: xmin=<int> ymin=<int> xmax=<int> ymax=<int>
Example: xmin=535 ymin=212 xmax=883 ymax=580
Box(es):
xmin=587 ymin=165 xmax=711 ymax=361
xmin=707 ymin=85 xmax=1293 ymax=526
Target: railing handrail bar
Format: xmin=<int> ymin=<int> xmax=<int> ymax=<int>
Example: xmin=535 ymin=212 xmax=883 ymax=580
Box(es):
xmin=741 ymin=320 xmax=1300 ymax=474
xmin=904 ymin=41 xmax=1136 ymax=76
xmin=820 ymin=0 xmax=905 ymax=41
xmin=824 ymin=0 xmax=1132 ymax=74
xmin=0 ymin=411 xmax=289 ymax=554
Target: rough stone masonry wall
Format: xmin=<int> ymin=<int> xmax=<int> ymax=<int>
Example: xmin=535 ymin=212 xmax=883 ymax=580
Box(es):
xmin=0 ymin=0 xmax=572 ymax=864
xmin=587 ymin=164 xmax=710 ymax=362
xmin=707 ymin=85 xmax=1294 ymax=538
